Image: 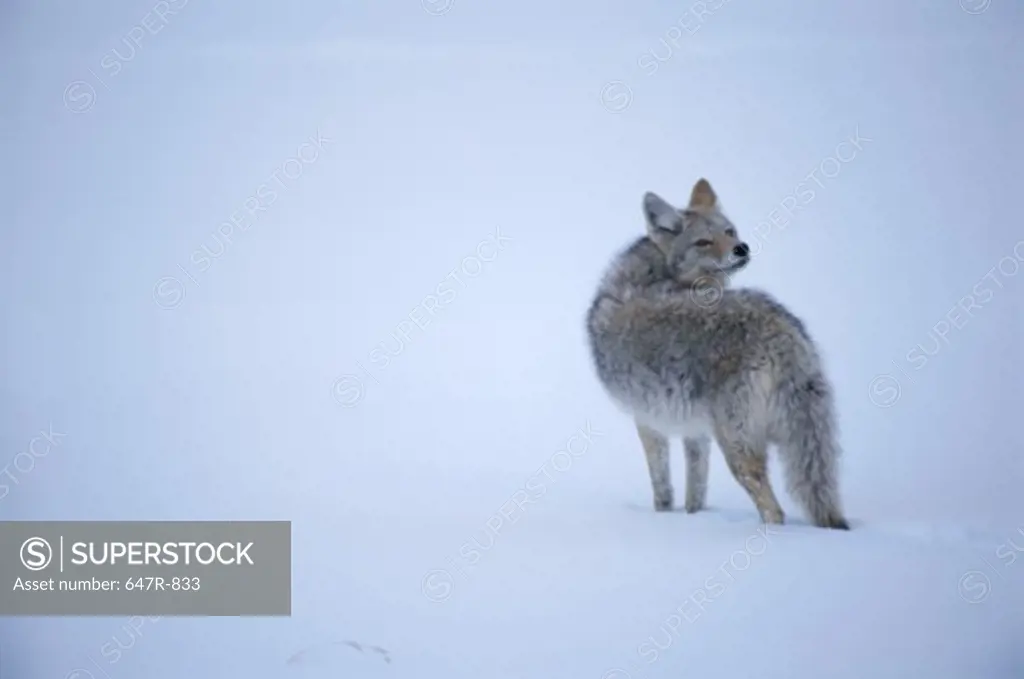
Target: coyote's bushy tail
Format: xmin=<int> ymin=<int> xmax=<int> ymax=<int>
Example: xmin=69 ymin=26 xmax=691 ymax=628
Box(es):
xmin=778 ymin=375 xmax=849 ymax=530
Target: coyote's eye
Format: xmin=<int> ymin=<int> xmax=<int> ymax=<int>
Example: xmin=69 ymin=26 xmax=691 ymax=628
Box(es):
xmin=725 ymin=229 xmax=736 ymax=237
xmin=694 ymin=239 xmax=713 ymax=247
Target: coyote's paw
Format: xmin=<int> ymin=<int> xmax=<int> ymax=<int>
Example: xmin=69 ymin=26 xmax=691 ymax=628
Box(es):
xmin=818 ymin=514 xmax=850 ymax=530
xmin=760 ymin=508 xmax=785 ymax=525
xmin=654 ymin=494 xmax=674 ymax=512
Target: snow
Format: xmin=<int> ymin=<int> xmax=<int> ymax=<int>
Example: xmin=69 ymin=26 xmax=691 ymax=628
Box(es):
xmin=2 ymin=0 xmax=1022 ymax=677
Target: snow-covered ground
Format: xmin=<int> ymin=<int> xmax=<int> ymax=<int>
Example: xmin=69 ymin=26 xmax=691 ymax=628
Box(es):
xmin=2 ymin=1 xmax=1022 ymax=677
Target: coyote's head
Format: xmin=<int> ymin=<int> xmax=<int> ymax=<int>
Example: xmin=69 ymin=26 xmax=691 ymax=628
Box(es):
xmin=641 ymin=179 xmax=750 ymax=286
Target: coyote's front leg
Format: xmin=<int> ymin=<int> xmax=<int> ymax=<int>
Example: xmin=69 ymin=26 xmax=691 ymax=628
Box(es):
xmin=683 ymin=436 xmax=710 ymax=513
xmin=636 ymin=421 xmax=673 ymax=511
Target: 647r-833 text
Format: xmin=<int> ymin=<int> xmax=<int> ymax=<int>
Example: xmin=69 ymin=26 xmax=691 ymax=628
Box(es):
xmin=125 ymin=576 xmax=200 ymax=591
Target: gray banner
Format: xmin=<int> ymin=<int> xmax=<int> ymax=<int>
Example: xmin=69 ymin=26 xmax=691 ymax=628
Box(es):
xmin=0 ymin=521 xmax=290 ymax=615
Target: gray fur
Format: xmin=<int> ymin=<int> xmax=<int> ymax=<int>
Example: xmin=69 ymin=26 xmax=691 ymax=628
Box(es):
xmin=586 ymin=185 xmax=848 ymax=529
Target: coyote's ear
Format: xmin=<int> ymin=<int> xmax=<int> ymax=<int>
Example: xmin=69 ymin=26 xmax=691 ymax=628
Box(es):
xmin=642 ymin=191 xmax=682 ymax=234
xmin=688 ymin=178 xmax=717 ymax=210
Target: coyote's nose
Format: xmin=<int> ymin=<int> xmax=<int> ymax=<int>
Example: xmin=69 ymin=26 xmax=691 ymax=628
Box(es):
xmin=733 ymin=243 xmax=750 ymax=258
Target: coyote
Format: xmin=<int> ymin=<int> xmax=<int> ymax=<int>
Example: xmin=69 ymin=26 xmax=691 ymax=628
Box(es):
xmin=586 ymin=179 xmax=848 ymax=529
